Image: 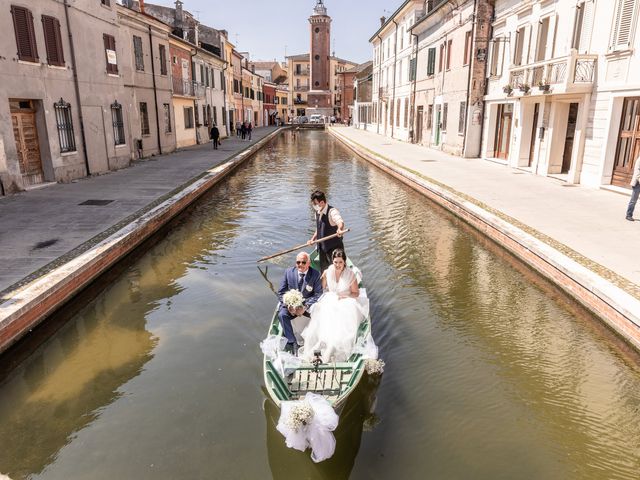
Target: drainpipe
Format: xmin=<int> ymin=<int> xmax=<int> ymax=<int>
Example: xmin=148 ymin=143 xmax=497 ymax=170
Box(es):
xmin=375 ymin=33 xmax=383 ymax=135
xmin=391 ymin=18 xmax=399 ymax=139
xmin=409 ymin=29 xmax=419 ymax=143
xmin=148 ymin=25 xmax=162 ymax=155
xmin=461 ymin=0 xmax=478 ymax=157
xmin=63 ymin=0 xmax=90 ymax=176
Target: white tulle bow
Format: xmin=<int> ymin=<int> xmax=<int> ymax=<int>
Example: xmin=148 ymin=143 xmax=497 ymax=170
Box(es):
xmin=276 ymin=392 xmax=339 ymax=462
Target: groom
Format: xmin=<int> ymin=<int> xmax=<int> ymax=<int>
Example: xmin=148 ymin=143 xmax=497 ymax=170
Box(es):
xmin=277 ymin=251 xmax=323 ymax=354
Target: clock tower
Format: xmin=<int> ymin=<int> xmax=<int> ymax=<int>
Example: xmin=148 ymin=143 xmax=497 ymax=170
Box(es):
xmin=307 ymin=0 xmax=333 ymax=117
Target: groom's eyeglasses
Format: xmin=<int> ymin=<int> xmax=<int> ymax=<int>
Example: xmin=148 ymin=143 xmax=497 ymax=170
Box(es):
xmin=296 ymin=261 xmax=307 ymax=265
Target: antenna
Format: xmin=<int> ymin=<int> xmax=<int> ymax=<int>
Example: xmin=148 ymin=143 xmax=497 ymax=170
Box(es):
xmin=234 ymin=33 xmax=239 ymax=45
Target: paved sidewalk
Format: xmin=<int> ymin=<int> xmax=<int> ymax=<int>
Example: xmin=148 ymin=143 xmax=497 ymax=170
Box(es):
xmin=0 ymin=127 xmax=279 ymax=295
xmin=332 ymin=126 xmax=640 ymax=292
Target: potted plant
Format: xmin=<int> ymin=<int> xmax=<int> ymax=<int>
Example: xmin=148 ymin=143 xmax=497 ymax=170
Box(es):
xmin=538 ymin=81 xmax=550 ymax=92
xmin=519 ymin=83 xmax=530 ymax=93
xmin=502 ymin=84 xmax=513 ymax=95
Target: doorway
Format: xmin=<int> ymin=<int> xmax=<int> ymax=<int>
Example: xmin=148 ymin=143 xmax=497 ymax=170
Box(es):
xmin=10 ymin=99 xmax=44 ymax=186
xmin=561 ymin=103 xmax=579 ymax=173
xmin=415 ymin=106 xmax=424 ymax=144
xmin=494 ymin=103 xmax=513 ymax=159
xmin=434 ymin=105 xmax=441 ymax=146
xmin=612 ymin=97 xmax=640 ymax=186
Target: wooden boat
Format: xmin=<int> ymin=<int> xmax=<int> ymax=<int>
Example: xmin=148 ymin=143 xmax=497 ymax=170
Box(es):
xmin=263 ymin=250 xmax=372 ymax=410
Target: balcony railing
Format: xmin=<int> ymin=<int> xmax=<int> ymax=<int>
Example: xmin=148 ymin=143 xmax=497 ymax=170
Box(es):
xmin=294 ymin=98 xmax=307 ymax=105
xmin=172 ymin=77 xmax=195 ymax=97
xmin=507 ymin=52 xmax=597 ymax=92
xmin=378 ymin=86 xmax=389 ymax=100
xmin=294 ymin=68 xmax=310 ymax=76
xmin=294 ymin=86 xmax=310 ymax=92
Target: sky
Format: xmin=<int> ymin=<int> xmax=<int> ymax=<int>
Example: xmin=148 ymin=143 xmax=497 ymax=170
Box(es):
xmin=149 ymin=0 xmax=396 ymax=64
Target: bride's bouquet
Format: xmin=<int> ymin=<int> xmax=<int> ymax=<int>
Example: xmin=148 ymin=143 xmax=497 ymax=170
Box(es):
xmin=283 ymin=289 xmax=304 ymax=309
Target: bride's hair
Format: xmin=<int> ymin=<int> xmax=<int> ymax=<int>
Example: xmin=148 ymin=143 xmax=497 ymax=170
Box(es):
xmin=332 ymin=249 xmax=347 ymax=262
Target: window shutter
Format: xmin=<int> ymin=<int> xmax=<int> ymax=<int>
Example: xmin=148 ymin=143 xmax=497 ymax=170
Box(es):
xmin=104 ymin=34 xmax=118 ymax=74
xmin=12 ymin=6 xmax=38 ymax=62
xmin=611 ymin=0 xmax=637 ymax=50
xmin=42 ymin=16 xmax=64 ymax=66
xmin=578 ymin=1 xmax=594 ymax=53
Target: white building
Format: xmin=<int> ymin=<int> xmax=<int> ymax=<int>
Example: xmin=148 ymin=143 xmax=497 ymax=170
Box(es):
xmin=370 ymin=0 xmax=425 ymax=142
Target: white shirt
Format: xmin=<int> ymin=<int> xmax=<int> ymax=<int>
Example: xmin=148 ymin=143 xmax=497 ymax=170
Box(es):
xmin=318 ymin=204 xmax=344 ymax=227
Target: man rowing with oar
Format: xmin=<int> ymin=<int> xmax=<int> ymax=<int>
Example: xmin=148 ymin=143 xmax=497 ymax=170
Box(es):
xmin=308 ymin=190 xmax=347 ymax=273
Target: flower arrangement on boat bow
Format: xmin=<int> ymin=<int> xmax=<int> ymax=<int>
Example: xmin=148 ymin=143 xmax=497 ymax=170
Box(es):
xmin=285 ymin=401 xmax=315 ymax=431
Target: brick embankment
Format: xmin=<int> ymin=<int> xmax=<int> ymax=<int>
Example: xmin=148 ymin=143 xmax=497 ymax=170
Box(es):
xmin=329 ymin=127 xmax=640 ymax=352
xmin=0 ymin=128 xmax=284 ymax=353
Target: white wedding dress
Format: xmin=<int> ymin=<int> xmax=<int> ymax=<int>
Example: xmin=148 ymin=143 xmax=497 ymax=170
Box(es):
xmin=300 ymin=265 xmax=369 ymax=363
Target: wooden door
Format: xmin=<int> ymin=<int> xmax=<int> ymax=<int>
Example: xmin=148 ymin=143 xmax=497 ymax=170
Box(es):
xmin=434 ymin=106 xmax=441 ymax=145
xmin=494 ymin=103 xmax=513 ymax=159
xmin=612 ymin=97 xmax=640 ymax=187
xmin=11 ymin=111 xmax=43 ymax=186
xmin=561 ymin=103 xmax=579 ymax=173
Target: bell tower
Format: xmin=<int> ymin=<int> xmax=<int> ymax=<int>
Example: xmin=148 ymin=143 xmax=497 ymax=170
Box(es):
xmin=307 ymin=0 xmax=333 ymax=117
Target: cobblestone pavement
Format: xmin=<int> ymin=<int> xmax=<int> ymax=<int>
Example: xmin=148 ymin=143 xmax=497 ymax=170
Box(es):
xmin=332 ymin=126 xmax=640 ymax=291
xmin=0 ymin=127 xmax=279 ymax=295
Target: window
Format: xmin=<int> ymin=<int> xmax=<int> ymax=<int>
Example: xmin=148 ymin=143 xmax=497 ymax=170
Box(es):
xmin=101 ymin=0 xmax=111 ymax=6
xmin=610 ymin=0 xmax=636 ymax=51
xmin=446 ymin=39 xmax=452 ymax=70
xmin=184 ymin=106 xmax=194 ymax=128
xmin=213 ymin=106 xmax=218 ymax=125
xmin=403 ymin=98 xmax=409 ymax=128
xmin=427 ymin=47 xmax=436 ymax=76
xmin=464 ymin=30 xmax=472 ymax=66
xmin=203 ymin=105 xmax=208 ymax=125
xmin=133 ymin=35 xmax=144 ymax=71
xmin=54 ymin=98 xmax=76 ymax=152
xmin=438 ymin=43 xmax=445 ymax=72
xmin=194 ymin=103 xmax=199 ymax=126
xmin=103 ymin=34 xmax=118 ymax=74
xmin=489 ymin=39 xmax=502 ymax=76
xmin=458 ymin=101 xmax=466 ymax=134
xmin=220 ymin=71 xmax=224 ymax=89
xmin=396 ymin=99 xmax=401 ymax=127
xmin=159 ymin=44 xmax=167 ymax=75
xmin=111 ymin=101 xmax=125 ymax=145
xmin=11 ymin=6 xmax=38 ymax=62
xmin=390 ymin=99 xmax=394 ymax=126
xmin=42 ymin=15 xmax=65 ymax=66
xmin=427 ymin=104 xmax=433 ymax=129
xmin=222 ymin=107 xmax=227 ymax=125
xmin=140 ymin=102 xmax=150 ymax=135
xmin=442 ymin=103 xmax=448 ymax=132
xmin=211 ymin=69 xmax=216 ymax=89
xmin=163 ymin=103 xmax=171 ymax=133
xmin=233 ymin=79 xmax=239 ymax=93
xmin=536 ymin=17 xmax=550 ymax=62
xmin=513 ymin=27 xmax=525 ymax=66
xmin=200 ymin=64 xmax=205 ymax=85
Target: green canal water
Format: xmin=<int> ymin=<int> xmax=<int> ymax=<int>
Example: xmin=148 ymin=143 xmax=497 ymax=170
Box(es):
xmin=0 ymin=130 xmax=639 ymax=479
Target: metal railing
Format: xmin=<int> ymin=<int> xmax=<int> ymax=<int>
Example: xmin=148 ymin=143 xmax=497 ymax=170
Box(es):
xmin=294 ymin=68 xmax=310 ymax=76
xmin=294 ymin=86 xmax=310 ymax=92
xmin=507 ymin=52 xmax=597 ymax=90
xmin=172 ymin=77 xmax=194 ymax=96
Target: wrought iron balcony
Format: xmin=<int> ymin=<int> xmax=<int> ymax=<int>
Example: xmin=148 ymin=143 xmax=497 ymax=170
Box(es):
xmin=507 ymin=51 xmax=597 ymax=94
xmin=294 ymin=86 xmax=310 ymax=92
xmin=294 ymin=98 xmax=307 ymax=105
xmin=172 ymin=77 xmax=195 ymax=96
xmin=294 ymin=68 xmax=310 ymax=76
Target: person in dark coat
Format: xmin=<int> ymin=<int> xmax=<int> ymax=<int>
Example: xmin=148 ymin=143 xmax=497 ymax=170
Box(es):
xmin=209 ymin=124 xmax=220 ymax=150
xmin=240 ymin=122 xmax=247 ymax=140
xmin=247 ymin=122 xmax=253 ymax=141
xmin=308 ymin=190 xmax=347 ymax=273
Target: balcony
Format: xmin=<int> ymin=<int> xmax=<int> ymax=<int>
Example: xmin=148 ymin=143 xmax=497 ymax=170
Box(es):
xmin=294 ymin=86 xmax=310 ymax=92
xmin=294 ymin=98 xmax=307 ymax=105
xmin=506 ymin=52 xmax=596 ymax=95
xmin=294 ymin=68 xmax=310 ymax=76
xmin=378 ymin=86 xmax=389 ymax=100
xmin=172 ymin=77 xmax=194 ymax=97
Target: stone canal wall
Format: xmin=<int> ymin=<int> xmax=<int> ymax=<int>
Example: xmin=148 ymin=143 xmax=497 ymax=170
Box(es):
xmin=0 ymin=129 xmax=284 ymax=354
xmin=329 ymin=127 xmax=640 ymax=352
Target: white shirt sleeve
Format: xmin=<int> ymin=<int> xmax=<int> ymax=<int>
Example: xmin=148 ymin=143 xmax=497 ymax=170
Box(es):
xmin=329 ymin=207 xmax=343 ymax=227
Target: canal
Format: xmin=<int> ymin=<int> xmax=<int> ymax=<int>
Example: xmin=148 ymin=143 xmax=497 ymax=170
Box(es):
xmin=0 ymin=130 xmax=639 ymax=479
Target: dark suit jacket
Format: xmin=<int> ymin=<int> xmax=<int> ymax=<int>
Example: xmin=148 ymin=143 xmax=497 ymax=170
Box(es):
xmin=277 ymin=266 xmax=322 ymax=309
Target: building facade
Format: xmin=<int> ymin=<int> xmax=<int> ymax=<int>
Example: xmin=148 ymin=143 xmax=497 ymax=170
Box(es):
xmin=1 ymin=0 xmax=134 ymax=194
xmin=263 ymin=82 xmax=277 ymax=126
xmin=370 ymin=0 xmax=425 ymax=142
xmin=412 ymin=0 xmax=493 ymax=156
xmin=353 ymin=62 xmax=374 ymax=129
xmin=276 ymin=86 xmax=289 ymax=123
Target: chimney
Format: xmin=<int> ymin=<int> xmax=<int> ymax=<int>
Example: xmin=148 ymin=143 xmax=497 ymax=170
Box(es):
xmin=175 ymin=0 xmax=184 ymax=25
xmin=139 ymin=0 xmax=145 ymax=13
xmin=380 ymin=16 xmax=386 ymax=26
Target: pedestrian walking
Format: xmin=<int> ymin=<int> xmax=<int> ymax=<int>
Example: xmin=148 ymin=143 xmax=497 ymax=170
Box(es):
xmin=209 ymin=124 xmax=220 ymax=150
xmin=626 ymin=156 xmax=640 ymax=221
xmin=248 ymin=122 xmax=253 ymax=141
xmin=236 ymin=121 xmax=242 ymax=138
xmin=240 ymin=122 xmax=247 ymax=140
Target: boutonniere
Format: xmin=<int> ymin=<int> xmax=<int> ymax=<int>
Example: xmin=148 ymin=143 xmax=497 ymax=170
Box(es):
xmin=305 ymin=285 xmax=313 ymax=292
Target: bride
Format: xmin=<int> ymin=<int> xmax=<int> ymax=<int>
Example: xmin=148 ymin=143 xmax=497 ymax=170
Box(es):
xmin=299 ymin=249 xmax=369 ymax=363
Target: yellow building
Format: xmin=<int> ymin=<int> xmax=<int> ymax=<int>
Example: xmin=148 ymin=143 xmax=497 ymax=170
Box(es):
xmin=276 ymin=86 xmax=289 ymax=123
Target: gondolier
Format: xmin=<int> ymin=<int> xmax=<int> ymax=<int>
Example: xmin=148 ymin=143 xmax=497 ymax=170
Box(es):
xmin=308 ymin=190 xmax=346 ymax=272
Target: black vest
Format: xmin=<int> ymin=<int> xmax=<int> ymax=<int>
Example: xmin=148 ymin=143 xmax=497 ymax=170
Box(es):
xmin=316 ymin=205 xmax=344 ymax=252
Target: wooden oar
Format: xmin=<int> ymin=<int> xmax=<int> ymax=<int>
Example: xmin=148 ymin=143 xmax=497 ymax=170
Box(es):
xmin=257 ymin=229 xmax=350 ymax=263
